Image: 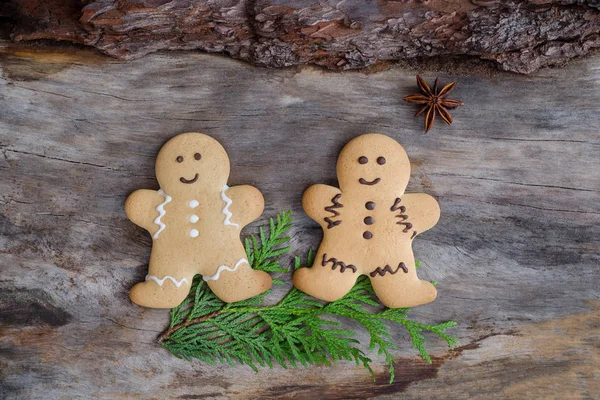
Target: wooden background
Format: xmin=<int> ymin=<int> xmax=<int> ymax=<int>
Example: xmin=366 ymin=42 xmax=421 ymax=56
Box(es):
xmin=0 ymin=41 xmax=598 ymax=399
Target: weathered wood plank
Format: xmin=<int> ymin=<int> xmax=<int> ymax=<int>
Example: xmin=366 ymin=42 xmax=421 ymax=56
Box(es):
xmin=0 ymin=43 xmax=598 ymax=399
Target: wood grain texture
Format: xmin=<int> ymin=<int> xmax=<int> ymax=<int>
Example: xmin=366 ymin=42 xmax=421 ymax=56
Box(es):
xmin=0 ymin=42 xmax=599 ymax=399
xmin=3 ymin=0 xmax=600 ymax=74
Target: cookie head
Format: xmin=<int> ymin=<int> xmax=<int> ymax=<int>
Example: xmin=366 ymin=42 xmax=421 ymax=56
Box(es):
xmin=155 ymin=132 xmax=230 ymax=196
xmin=336 ymin=133 xmax=411 ymax=195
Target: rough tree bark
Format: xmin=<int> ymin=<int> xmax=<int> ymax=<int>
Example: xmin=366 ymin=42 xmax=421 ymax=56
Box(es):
xmin=1 ymin=0 xmax=600 ymax=73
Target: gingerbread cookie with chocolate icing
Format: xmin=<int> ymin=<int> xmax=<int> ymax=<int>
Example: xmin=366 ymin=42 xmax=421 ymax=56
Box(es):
xmin=293 ymin=133 xmax=440 ymax=308
xmin=125 ymin=132 xmax=272 ymax=308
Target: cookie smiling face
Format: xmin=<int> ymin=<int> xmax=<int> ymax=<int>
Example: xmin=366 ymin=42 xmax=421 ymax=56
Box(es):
xmin=155 ymin=133 xmax=231 ymax=196
xmin=178 ymin=152 xmax=202 ymax=184
xmin=336 ymin=133 xmax=411 ymax=196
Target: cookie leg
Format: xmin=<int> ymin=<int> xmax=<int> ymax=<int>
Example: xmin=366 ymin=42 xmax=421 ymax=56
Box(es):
xmin=292 ymin=251 xmax=359 ymax=302
xmin=129 ymin=273 xmax=193 ymax=309
xmin=205 ymin=260 xmax=272 ymax=303
xmin=369 ymin=263 xmax=437 ymax=308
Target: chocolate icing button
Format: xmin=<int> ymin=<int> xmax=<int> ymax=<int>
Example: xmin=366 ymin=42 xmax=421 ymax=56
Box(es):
xmin=363 ymin=231 xmax=373 ymax=239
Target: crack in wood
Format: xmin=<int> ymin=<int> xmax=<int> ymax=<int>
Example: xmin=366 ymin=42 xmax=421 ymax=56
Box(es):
xmin=6 ymin=148 xmax=122 ymax=171
xmin=431 ymin=172 xmax=600 ymax=193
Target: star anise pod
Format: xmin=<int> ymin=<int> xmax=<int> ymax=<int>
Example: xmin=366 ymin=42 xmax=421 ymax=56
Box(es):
xmin=403 ymin=75 xmax=464 ymax=133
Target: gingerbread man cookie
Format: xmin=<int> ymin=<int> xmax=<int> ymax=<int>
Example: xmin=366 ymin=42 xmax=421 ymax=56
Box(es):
xmin=293 ymin=133 xmax=440 ymax=308
xmin=125 ymin=133 xmax=272 ymax=308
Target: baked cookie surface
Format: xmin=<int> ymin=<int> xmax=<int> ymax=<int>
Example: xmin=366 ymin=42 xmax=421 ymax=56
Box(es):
xmin=125 ymin=132 xmax=272 ymax=308
xmin=293 ymin=133 xmax=440 ymax=308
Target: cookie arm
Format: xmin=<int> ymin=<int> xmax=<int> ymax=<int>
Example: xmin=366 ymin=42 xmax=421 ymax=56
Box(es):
xmin=400 ymin=193 xmax=441 ymax=236
xmin=124 ymin=189 xmax=164 ymax=233
xmin=302 ymin=184 xmax=342 ymax=227
xmin=224 ymin=185 xmax=265 ymax=228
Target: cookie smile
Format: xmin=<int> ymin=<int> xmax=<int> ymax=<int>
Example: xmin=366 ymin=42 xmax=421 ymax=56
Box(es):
xmin=359 ymin=178 xmax=381 ymax=186
xmin=180 ymin=173 xmax=199 ymax=184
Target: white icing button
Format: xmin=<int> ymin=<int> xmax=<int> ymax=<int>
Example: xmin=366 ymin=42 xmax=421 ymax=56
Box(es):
xmin=189 ymin=229 xmax=199 ymax=238
xmin=189 ymin=200 xmax=199 ymax=208
xmin=189 ymin=215 xmax=199 ymax=223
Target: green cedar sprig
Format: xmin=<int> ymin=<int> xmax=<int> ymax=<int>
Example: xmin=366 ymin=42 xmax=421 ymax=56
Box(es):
xmin=158 ymin=211 xmax=458 ymax=383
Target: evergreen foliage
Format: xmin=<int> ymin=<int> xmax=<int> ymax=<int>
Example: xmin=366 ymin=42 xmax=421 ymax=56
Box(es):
xmin=159 ymin=211 xmax=458 ymax=383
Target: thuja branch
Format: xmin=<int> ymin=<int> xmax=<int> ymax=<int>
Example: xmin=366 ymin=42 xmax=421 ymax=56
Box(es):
xmin=159 ymin=211 xmax=458 ymax=383
xmin=158 ymin=311 xmax=220 ymax=344
xmin=158 ymin=305 xmax=317 ymax=344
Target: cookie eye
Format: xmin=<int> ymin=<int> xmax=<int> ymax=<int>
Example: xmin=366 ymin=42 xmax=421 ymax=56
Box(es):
xmin=377 ymin=157 xmax=386 ymax=165
xmin=194 ymin=153 xmax=201 ymax=161
xmin=176 ymin=156 xmax=184 ymax=163
xmin=358 ymin=156 xmax=368 ymax=164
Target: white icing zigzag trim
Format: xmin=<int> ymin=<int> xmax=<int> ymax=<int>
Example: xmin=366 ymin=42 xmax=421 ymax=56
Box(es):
xmin=145 ymin=274 xmax=189 ymax=287
xmin=153 ymin=189 xmax=172 ymax=239
xmin=203 ymin=258 xmax=248 ymax=282
xmin=220 ymin=184 xmax=239 ymax=228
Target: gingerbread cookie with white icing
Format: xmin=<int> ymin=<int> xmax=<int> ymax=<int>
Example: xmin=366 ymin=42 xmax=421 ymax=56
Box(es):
xmin=125 ymin=132 xmax=272 ymax=308
xmin=293 ymin=133 xmax=440 ymax=308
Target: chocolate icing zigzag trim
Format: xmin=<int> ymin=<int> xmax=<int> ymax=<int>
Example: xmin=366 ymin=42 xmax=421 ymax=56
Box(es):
xmin=321 ymin=253 xmax=357 ymax=273
xmin=390 ymin=198 xmax=406 ymax=213
xmin=391 ymin=197 xmax=413 ymax=233
xmin=369 ymin=262 xmax=408 ymax=277
xmin=323 ymin=193 xmax=343 ymax=229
